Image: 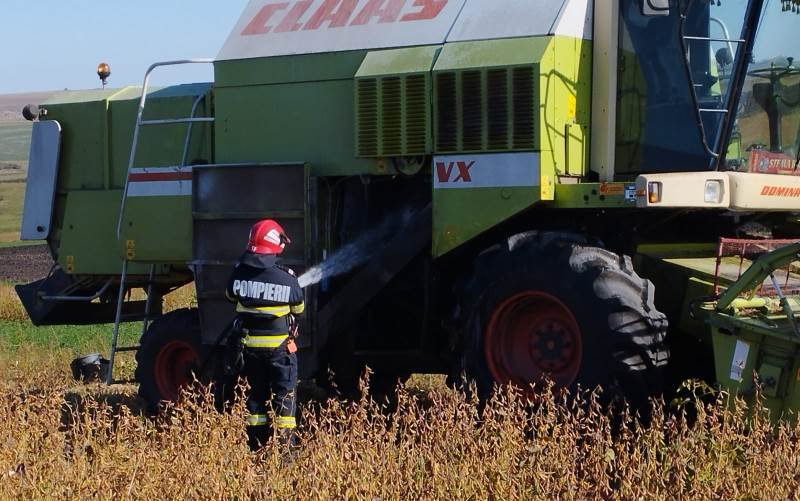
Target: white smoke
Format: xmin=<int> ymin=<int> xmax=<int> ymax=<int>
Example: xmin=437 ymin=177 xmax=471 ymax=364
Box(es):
xmin=298 ymin=208 xmax=414 ymax=288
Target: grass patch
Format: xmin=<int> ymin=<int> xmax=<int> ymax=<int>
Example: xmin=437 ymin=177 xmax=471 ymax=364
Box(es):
xmin=0 ymin=180 xmax=25 ymax=244
xmin=0 ymin=161 xmax=26 ymax=183
xmin=0 ymin=122 xmax=31 ymax=162
xmin=0 ymin=321 xmax=138 ymax=354
xmin=0 ymin=123 xmax=29 ymax=246
xmin=0 ymin=321 xmax=140 ymax=386
xmin=0 ymin=282 xmax=195 ymax=382
xmin=0 ymin=240 xmax=45 ymax=249
xmin=0 ymin=280 xmax=195 ymax=355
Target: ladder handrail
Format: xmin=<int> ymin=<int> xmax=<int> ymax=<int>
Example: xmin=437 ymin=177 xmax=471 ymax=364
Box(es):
xmin=181 ymin=93 xmax=211 ymax=167
xmin=677 ymin=0 xmax=765 ymax=164
xmin=116 ymin=59 xmax=214 ymax=239
xmin=682 ymin=35 xmax=745 ymax=43
xmin=709 ymin=16 xmax=738 ymax=63
xmin=140 ymin=117 xmax=215 ymax=126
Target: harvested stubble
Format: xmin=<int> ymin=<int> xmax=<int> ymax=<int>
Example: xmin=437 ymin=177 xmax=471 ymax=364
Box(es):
xmin=1 ymin=371 xmax=799 ymax=499
xmin=0 ymin=283 xmax=25 ymax=322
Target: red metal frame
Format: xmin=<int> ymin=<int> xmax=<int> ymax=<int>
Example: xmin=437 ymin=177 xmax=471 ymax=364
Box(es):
xmin=714 ymin=238 xmax=800 ymax=296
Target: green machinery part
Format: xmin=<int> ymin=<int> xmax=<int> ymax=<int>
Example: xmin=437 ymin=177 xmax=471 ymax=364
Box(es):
xmin=707 ymin=243 xmax=800 ymax=422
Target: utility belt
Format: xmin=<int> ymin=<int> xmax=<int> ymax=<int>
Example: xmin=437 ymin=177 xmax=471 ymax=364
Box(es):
xmin=242 ymin=329 xmax=289 ymax=349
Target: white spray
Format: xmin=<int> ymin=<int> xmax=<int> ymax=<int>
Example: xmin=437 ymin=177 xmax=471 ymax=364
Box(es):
xmin=298 ymin=208 xmax=414 ymax=288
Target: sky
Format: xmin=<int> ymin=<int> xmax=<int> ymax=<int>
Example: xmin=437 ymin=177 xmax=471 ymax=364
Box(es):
xmin=0 ymin=0 xmax=795 ymax=95
xmin=0 ymin=0 xmax=248 ymax=94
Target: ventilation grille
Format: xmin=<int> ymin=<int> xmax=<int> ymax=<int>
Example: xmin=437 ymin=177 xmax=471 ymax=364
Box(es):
xmin=357 ymin=79 xmax=379 ymax=157
xmin=436 ymin=72 xmax=457 ymax=152
xmin=512 ymin=67 xmax=535 ymax=149
xmin=434 ymin=66 xmax=537 ymax=153
xmin=382 ymin=77 xmax=402 ymax=155
xmin=356 ymin=74 xmax=431 ymax=158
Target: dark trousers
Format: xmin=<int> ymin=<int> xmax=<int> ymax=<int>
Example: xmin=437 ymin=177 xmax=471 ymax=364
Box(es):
xmin=243 ymin=343 xmax=298 ymax=450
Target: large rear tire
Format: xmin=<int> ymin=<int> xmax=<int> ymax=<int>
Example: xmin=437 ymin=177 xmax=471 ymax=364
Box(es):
xmin=454 ymin=232 xmax=670 ymax=411
xmin=135 ymin=309 xmax=213 ymax=410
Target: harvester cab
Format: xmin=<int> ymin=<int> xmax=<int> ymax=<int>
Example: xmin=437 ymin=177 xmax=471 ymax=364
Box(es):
xmin=11 ymin=0 xmax=800 ymax=417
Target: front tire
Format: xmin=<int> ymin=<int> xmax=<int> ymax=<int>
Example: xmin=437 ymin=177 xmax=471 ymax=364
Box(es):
xmin=135 ymin=309 xmax=212 ymax=410
xmin=454 ymin=232 xmax=669 ymax=411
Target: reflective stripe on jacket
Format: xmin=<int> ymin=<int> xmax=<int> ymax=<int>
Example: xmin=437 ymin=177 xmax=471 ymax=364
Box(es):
xmin=225 ymin=252 xmax=305 ymax=337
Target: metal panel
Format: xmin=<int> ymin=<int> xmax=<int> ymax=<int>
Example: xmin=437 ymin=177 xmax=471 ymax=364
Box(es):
xmin=214 ymin=79 xmax=374 ymax=176
xmin=20 ymin=121 xmax=61 ymax=240
xmin=192 ymin=163 xmax=310 ymax=344
xmin=355 ymin=45 xmax=442 ymax=77
xmin=728 ymin=172 xmax=800 ymax=211
xmin=194 ymin=218 xmax=306 ymax=264
xmin=551 ymin=0 xmax=593 ymax=39
xmin=16 ymin=273 xmax=152 ymax=326
xmin=194 ymin=164 xmax=306 ymax=215
xmin=590 ymin=0 xmax=619 ymax=182
xmin=447 ymin=0 xmax=593 ymax=43
xmin=217 ymin=0 xmax=466 ymax=61
xmin=433 ymin=152 xmax=541 ymax=189
xmin=58 ymin=190 xmax=153 ymax=275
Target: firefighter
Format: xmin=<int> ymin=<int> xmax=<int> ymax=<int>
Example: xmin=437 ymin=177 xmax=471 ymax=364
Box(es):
xmin=225 ymin=219 xmax=305 ymax=451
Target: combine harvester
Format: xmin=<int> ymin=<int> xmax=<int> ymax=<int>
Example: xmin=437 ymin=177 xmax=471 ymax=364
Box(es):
xmin=14 ymin=0 xmax=800 ymax=417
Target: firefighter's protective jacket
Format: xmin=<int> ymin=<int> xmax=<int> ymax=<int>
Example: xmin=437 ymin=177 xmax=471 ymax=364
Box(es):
xmin=225 ymin=252 xmax=305 ymax=349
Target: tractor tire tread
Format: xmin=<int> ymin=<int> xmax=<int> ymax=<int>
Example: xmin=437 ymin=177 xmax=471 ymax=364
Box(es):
xmin=453 ymin=231 xmax=669 ymax=409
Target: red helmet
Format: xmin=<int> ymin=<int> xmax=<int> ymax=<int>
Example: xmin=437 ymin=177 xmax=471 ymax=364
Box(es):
xmin=247 ymin=219 xmax=291 ymax=255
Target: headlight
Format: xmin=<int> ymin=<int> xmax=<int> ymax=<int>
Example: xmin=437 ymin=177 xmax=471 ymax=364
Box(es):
xmin=705 ymin=180 xmax=723 ymax=203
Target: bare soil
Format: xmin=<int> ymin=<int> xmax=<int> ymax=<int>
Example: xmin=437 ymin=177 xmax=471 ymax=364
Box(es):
xmin=0 ymin=245 xmax=52 ymax=283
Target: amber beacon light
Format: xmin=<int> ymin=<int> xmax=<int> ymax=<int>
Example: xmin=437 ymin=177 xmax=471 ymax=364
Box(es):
xmin=97 ymin=63 xmax=111 ymax=88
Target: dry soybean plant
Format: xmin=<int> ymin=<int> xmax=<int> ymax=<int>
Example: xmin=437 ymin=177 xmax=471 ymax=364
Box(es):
xmin=1 ymin=367 xmax=799 ymax=500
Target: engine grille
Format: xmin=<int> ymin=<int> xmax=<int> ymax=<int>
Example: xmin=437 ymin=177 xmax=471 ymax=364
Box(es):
xmin=356 ymin=74 xmax=431 ymax=158
xmin=434 ymin=66 xmax=537 ymax=153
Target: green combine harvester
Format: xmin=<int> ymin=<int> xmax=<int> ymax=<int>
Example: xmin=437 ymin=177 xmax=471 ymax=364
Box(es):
xmin=14 ymin=0 xmax=800 ymax=417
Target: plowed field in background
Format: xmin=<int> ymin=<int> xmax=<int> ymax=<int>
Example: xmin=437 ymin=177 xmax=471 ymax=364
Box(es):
xmin=0 ymin=91 xmax=54 ymax=122
xmin=0 ymin=245 xmax=51 ymax=283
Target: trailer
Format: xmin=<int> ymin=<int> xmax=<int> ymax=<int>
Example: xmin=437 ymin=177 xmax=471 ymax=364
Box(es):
xmin=14 ymin=0 xmax=800 ymax=417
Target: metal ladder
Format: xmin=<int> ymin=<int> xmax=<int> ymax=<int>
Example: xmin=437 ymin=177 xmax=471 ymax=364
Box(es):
xmin=106 ymin=60 xmax=214 ymax=385
xmin=106 ymin=262 xmax=158 ymax=384
xmin=678 ymin=1 xmax=764 ymax=165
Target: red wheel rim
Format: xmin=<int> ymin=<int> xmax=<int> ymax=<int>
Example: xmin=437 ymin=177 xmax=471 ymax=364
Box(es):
xmin=154 ymin=341 xmax=200 ymax=402
xmin=485 ymin=291 xmax=582 ymax=390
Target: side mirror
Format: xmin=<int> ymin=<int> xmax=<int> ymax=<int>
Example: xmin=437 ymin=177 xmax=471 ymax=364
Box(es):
xmin=716 ymin=47 xmax=734 ymax=67
xmin=643 ymin=0 xmax=670 ymax=16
